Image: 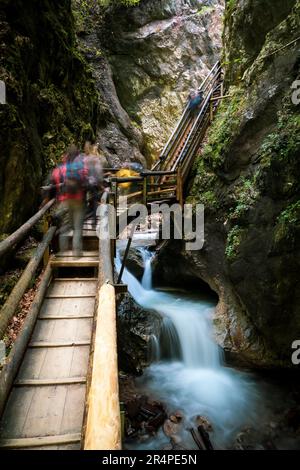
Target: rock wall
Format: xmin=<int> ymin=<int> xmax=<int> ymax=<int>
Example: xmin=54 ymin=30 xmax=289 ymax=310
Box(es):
xmin=102 ymin=0 xmax=224 ymax=162
xmin=158 ymin=0 xmax=300 ymax=366
xmin=0 ymin=0 xmax=100 ymax=235
xmin=0 ymin=0 xmax=224 ymax=234
xmin=75 ymin=0 xmax=223 ymax=166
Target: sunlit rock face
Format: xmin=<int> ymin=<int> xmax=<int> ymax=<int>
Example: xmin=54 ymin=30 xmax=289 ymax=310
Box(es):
xmin=103 ymin=0 xmax=224 ymax=163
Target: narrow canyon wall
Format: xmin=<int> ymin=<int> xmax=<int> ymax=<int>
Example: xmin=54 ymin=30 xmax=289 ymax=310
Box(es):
xmin=77 ymin=0 xmax=224 ymax=166
xmin=102 ymin=0 xmax=224 ymax=162
xmin=0 ymin=0 xmax=100 ymax=235
xmin=158 ymin=0 xmax=300 ymax=367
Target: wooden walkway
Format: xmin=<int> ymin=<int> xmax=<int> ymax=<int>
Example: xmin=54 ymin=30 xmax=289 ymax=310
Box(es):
xmin=0 ymin=61 xmax=224 ymax=451
xmin=0 ymin=237 xmax=98 ymax=449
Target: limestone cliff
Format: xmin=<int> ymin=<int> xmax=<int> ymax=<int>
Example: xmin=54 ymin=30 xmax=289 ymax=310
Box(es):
xmin=102 ymin=0 xmax=224 ymax=163
xmin=75 ymin=0 xmax=224 ymax=166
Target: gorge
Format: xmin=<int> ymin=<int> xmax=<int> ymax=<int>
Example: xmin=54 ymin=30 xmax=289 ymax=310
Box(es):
xmin=0 ymin=0 xmax=299 ymax=452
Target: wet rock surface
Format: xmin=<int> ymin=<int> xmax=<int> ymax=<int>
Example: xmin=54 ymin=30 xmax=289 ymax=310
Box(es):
xmin=155 ymin=0 xmax=300 ymax=367
xmin=117 ymin=292 xmax=162 ymax=374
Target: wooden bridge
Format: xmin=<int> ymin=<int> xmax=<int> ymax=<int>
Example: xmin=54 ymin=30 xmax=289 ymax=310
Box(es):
xmin=0 ymin=62 xmax=223 ymax=450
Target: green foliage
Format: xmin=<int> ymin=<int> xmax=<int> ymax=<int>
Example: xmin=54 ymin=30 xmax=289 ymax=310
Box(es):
xmin=274 ymin=201 xmax=300 ymax=246
xmin=278 ymin=201 xmax=300 ymax=226
xmin=258 ymin=111 xmax=300 ymax=166
xmin=229 ymin=177 xmax=259 ymax=221
xmin=225 ymin=0 xmax=238 ymax=20
xmin=197 ymin=6 xmax=214 ymax=16
xmin=201 ymin=89 xmax=245 ymax=169
xmin=101 ymin=0 xmax=141 ymax=5
xmin=225 ymin=225 xmax=245 ymax=261
xmin=188 ymin=159 xmax=220 ymax=211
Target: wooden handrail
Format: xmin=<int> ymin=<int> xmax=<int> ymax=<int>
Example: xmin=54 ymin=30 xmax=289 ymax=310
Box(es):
xmin=84 ymin=190 xmax=121 ymax=450
xmin=0 ymin=199 xmax=55 ymax=259
xmin=0 ymin=226 xmax=56 ymax=339
xmin=0 ymin=264 xmax=52 ymax=416
xmin=110 ymin=176 xmax=144 ymax=183
xmin=141 ymin=170 xmax=176 ymax=176
xmin=84 ymin=283 xmax=121 ymax=450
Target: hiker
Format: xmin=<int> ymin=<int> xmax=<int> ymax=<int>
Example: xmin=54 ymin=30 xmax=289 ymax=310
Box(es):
xmin=187 ymin=90 xmax=204 ymax=117
xmin=50 ymin=145 xmax=87 ymax=257
xmin=83 ymin=141 xmax=103 ymax=229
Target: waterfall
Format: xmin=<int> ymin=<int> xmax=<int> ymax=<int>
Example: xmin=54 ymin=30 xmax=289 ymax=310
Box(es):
xmin=116 ymin=247 xmax=258 ymax=448
xmin=117 ymin=247 xmax=220 ymax=368
xmin=140 ymin=248 xmax=154 ymax=290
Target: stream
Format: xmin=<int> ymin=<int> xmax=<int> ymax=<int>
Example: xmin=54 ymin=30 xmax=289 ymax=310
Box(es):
xmin=116 ymin=247 xmax=300 ymax=450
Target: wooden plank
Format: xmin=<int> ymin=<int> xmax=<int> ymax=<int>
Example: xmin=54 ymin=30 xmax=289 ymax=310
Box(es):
xmin=45 ymin=294 xmax=95 ymax=299
xmin=53 ymin=278 xmax=98 ymax=281
xmin=0 ymin=387 xmax=36 ymax=438
xmin=0 ymin=265 xmax=52 ymax=417
xmin=50 ymin=259 xmax=98 ymax=268
xmin=47 ymin=281 xmax=97 ymax=295
xmin=31 ymin=318 xmax=92 ymax=344
xmin=39 ymin=297 xmax=95 ymax=318
xmin=60 ymin=384 xmax=86 ymax=435
xmin=84 ymin=283 xmax=121 ymax=450
xmin=20 ymin=386 xmax=66 ymax=438
xmin=29 ymin=341 xmax=90 ymax=348
xmin=38 ymin=314 xmax=94 ymax=320
xmin=16 ymin=345 xmax=90 ymax=381
xmin=0 ymin=433 xmax=81 ymax=449
xmin=56 ymin=251 xmax=98 ymax=258
xmin=14 ymin=377 xmax=86 ymax=386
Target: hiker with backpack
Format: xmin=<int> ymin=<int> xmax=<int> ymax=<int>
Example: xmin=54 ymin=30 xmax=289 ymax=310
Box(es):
xmin=83 ymin=141 xmax=103 ymax=229
xmin=187 ymin=89 xmax=204 ymax=117
xmin=46 ymin=144 xmax=87 ymax=257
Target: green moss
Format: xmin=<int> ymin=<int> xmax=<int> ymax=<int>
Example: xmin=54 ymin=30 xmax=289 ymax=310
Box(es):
xmin=197 ymin=6 xmax=214 ymax=16
xmin=257 ymin=108 xmax=300 ymax=166
xmin=0 ymin=1 xmax=102 ymax=235
xmin=188 ymin=158 xmax=220 ymax=211
xmin=278 ymin=201 xmax=300 ymax=226
xmin=201 ymin=88 xmax=246 ymax=169
xmin=229 ymin=177 xmax=259 ymax=221
xmin=274 ymin=201 xmax=300 ymax=246
xmin=225 ymin=225 xmax=245 ymax=261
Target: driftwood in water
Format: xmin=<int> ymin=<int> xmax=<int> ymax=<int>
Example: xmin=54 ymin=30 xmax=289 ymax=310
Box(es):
xmin=189 ymin=425 xmax=214 ymax=450
xmin=198 ymin=425 xmax=214 ymax=450
xmin=0 ymin=226 xmax=56 ymax=339
xmin=0 ymin=199 xmax=55 ymax=259
xmin=0 ymin=264 xmax=52 ymax=417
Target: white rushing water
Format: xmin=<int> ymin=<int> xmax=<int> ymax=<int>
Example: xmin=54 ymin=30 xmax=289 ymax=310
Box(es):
xmin=116 ymin=248 xmax=259 ymax=449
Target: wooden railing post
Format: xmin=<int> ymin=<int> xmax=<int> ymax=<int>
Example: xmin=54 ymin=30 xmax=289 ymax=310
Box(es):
xmin=143 ymin=176 xmax=147 ymax=206
xmin=177 ymin=166 xmax=184 ymax=207
xmin=42 ymin=217 xmax=50 ymax=267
